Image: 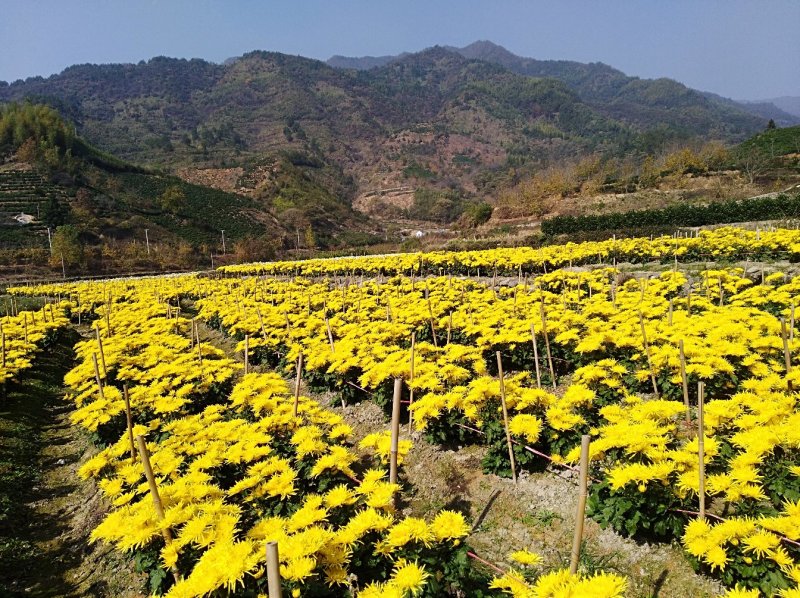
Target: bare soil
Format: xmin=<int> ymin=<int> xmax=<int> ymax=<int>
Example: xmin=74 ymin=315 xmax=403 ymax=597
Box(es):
xmin=0 ymin=331 xmax=144 ymax=598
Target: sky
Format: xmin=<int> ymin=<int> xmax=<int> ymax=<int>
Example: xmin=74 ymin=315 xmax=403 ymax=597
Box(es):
xmin=1 ymin=0 xmax=798 ymax=101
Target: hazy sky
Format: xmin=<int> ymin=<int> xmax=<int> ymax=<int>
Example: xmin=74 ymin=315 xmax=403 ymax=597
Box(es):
xmin=1 ymin=0 xmax=798 ymax=100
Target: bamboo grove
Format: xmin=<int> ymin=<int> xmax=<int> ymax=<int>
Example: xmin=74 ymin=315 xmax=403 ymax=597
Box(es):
xmin=10 ymin=225 xmax=800 ymax=597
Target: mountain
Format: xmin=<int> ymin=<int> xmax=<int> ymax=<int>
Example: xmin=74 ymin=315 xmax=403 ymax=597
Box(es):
xmin=0 ymin=43 xmax=772 ymax=228
xmin=327 ymin=53 xmax=410 ymax=70
xmin=749 ymin=96 xmax=800 ymax=120
xmin=331 ymin=41 xmax=791 ymax=134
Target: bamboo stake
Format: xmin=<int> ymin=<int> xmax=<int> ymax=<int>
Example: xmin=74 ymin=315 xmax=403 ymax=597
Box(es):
xmin=195 ymin=320 xmax=203 ymax=365
xmin=668 ymin=298 xmax=674 ymax=326
xmin=325 ymin=318 xmax=335 ymax=352
xmin=496 ymin=352 xmax=517 ymax=486
xmin=447 ymin=311 xmax=452 ymax=345
xmin=105 ymin=304 xmax=111 ymax=336
xmin=539 ymin=301 xmax=557 ymax=389
xmin=639 ymin=312 xmax=660 ymax=397
xmin=389 ymin=378 xmax=402 ymax=485
xmin=698 ymin=381 xmax=706 ymax=521
xmin=530 ymin=322 xmax=542 ymax=389
xmin=793 ymin=302 xmax=796 ymax=344
xmin=407 ymin=333 xmax=416 ymax=433
xmin=0 ymin=324 xmax=4 ymax=368
xmin=266 ymin=541 xmax=282 ymax=598
xmin=679 ymin=340 xmax=691 ymax=423
xmin=256 ymin=307 xmax=268 ymax=341
xmin=426 ymin=292 xmax=438 ymax=347
xmin=96 ymin=325 xmax=107 ymax=379
xmin=244 ymin=334 xmax=249 ymax=375
xmin=781 ymin=317 xmax=792 ymax=391
xmin=92 ymin=353 xmax=104 ymax=400
xmin=569 ymin=434 xmax=591 ymax=574
xmin=135 ymin=435 xmax=180 ymax=582
xmin=23 ymin=314 xmax=28 ymax=344
xmin=293 ymin=352 xmax=303 ymax=418
xmin=123 ymin=384 xmax=136 ymax=462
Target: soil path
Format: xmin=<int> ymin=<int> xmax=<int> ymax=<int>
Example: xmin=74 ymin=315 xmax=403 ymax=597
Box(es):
xmin=0 ymin=331 xmax=143 ymax=597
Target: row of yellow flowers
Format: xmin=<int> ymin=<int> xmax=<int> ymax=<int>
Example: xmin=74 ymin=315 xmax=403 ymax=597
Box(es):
xmin=219 ymin=226 xmax=800 ymax=277
xmin=0 ymin=302 xmax=68 ymax=384
xmin=139 ymin=260 xmax=800 ymax=595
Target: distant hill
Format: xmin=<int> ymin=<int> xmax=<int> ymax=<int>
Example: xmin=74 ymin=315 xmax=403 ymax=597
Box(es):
xmin=749 ymin=96 xmax=800 ymax=120
xmin=331 ymin=40 xmax=794 ymax=134
xmin=327 ymin=53 xmax=410 ymax=70
xmin=0 ymin=43 xmax=776 ymax=229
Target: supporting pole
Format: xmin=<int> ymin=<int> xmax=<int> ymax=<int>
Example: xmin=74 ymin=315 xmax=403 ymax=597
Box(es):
xmin=496 ymin=352 xmax=517 ymax=486
xmin=135 ymin=435 xmax=180 ymax=582
xmin=0 ymin=324 xmax=5 ymax=368
xmin=244 ymin=334 xmax=249 ymax=375
xmin=92 ymin=353 xmax=104 ymax=400
xmin=697 ymin=382 xmax=706 ymax=521
xmin=782 ymin=317 xmax=793 ymax=391
xmin=96 ymin=325 xmax=107 ymax=379
xmin=679 ymin=340 xmax=691 ymax=423
xmin=123 ymin=384 xmax=136 ymax=462
xmin=389 ymin=378 xmax=402 ymax=485
xmin=569 ymin=434 xmax=591 ymax=574
xmin=195 ymin=319 xmax=202 ymax=365
xmin=293 ymin=352 xmax=303 ymax=418
xmin=639 ymin=312 xmax=660 ymax=397
xmin=530 ymin=322 xmax=542 ymax=389
xmin=407 ymin=334 xmax=416 ymax=433
xmin=539 ymin=301 xmax=557 ymax=389
xmin=325 ymin=318 xmax=335 ymax=353
xmin=265 ymin=541 xmax=282 ymax=598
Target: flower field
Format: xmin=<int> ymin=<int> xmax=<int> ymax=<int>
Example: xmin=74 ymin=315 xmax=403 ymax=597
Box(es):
xmin=9 ymin=226 xmax=800 ymax=597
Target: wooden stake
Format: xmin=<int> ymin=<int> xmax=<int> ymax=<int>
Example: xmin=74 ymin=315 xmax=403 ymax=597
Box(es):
xmin=266 ymin=541 xmax=282 ymax=598
xmin=92 ymin=353 xmax=104 ymax=400
xmin=123 ymin=384 xmax=136 ymax=462
xmin=782 ymin=317 xmax=792 ymax=390
xmin=256 ymin=307 xmax=268 ymax=341
xmin=195 ymin=320 xmax=202 ymax=365
xmin=679 ymin=340 xmax=691 ymax=423
xmin=668 ymin=298 xmax=674 ymax=326
xmin=325 ymin=318 xmax=335 ymax=352
xmin=95 ymin=325 xmax=107 ymax=379
xmin=244 ymin=334 xmax=249 ymax=375
xmin=135 ymin=435 xmax=180 ymax=582
xmin=23 ymin=314 xmax=28 ymax=344
xmin=697 ymin=381 xmax=706 ymax=521
xmin=0 ymin=324 xmax=5 ymax=368
xmin=530 ymin=322 xmax=542 ymax=389
xmin=389 ymin=378 xmax=402 ymax=485
xmin=539 ymin=301 xmax=557 ymax=389
xmin=105 ymin=304 xmax=111 ymax=336
xmin=639 ymin=312 xmax=659 ymax=397
xmin=407 ymin=334 xmax=416 ymax=433
xmin=447 ymin=311 xmax=452 ymax=345
xmin=293 ymin=352 xmax=303 ymax=418
xmin=496 ymin=352 xmax=517 ymax=486
xmin=569 ymin=434 xmax=591 ymax=574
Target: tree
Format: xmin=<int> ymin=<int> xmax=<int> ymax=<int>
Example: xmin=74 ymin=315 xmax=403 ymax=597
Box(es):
xmin=736 ymin=145 xmax=771 ymax=184
xmin=461 ymin=202 xmax=493 ymax=228
xmin=767 ymin=119 xmax=777 ymax=130
xmin=49 ymin=225 xmax=84 ymax=270
xmin=159 ymin=185 xmax=187 ymax=213
xmin=42 ymin=195 xmax=69 ymax=227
